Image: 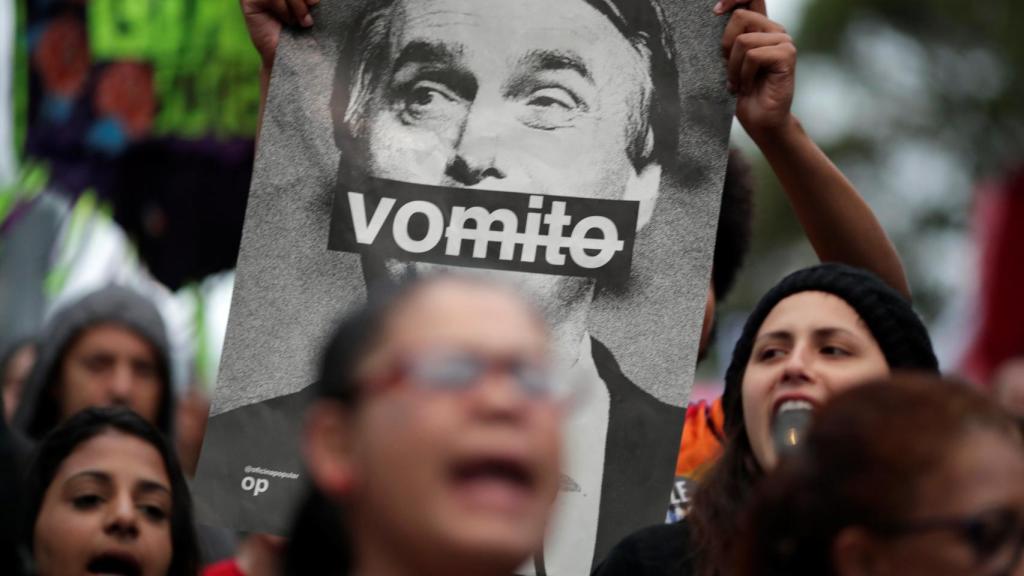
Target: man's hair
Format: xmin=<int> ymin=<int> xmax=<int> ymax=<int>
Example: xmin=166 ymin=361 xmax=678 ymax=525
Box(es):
xmin=330 ymin=0 xmax=681 ymax=171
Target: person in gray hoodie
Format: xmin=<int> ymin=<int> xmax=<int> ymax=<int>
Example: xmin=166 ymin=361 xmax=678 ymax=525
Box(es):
xmin=13 ymin=284 xmax=175 ymax=441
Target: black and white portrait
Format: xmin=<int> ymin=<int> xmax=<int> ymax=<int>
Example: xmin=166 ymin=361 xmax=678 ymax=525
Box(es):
xmin=194 ymin=0 xmax=732 ymax=572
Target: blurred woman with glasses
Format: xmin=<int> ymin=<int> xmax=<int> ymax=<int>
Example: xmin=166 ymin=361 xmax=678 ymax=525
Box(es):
xmin=288 ymin=274 xmax=567 ymax=576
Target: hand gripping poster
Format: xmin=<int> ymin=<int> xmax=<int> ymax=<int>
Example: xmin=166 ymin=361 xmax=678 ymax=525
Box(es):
xmin=194 ymin=0 xmax=733 ymax=573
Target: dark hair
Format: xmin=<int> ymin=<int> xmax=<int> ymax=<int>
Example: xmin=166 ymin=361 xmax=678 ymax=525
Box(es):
xmin=330 ymin=0 xmax=681 ymax=171
xmin=314 ymin=274 xmax=447 ymax=405
xmin=690 ymin=264 xmax=939 ymax=576
xmin=711 ymin=149 xmax=754 ymax=302
xmin=285 ymin=279 xmax=417 ymax=575
xmin=21 ymin=407 xmax=199 ymax=576
xmin=737 ymin=376 xmax=1021 ymax=576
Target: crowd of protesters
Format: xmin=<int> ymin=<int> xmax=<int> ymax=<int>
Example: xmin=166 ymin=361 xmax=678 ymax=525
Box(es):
xmin=3 ymin=0 xmax=1024 ymax=575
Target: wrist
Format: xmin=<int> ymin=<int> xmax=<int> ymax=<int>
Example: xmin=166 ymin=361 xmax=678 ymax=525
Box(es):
xmin=747 ymin=114 xmax=804 ymax=150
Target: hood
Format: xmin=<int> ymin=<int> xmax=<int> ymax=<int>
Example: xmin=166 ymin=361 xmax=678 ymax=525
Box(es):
xmin=13 ymin=285 xmax=175 ymax=440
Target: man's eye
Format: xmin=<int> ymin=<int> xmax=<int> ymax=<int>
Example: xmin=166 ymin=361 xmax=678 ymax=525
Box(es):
xmin=402 ymin=82 xmax=458 ymax=118
xmin=133 ymin=361 xmax=157 ymax=380
xmin=72 ymin=494 xmax=103 ymax=510
xmin=526 ymin=87 xmax=578 ymax=111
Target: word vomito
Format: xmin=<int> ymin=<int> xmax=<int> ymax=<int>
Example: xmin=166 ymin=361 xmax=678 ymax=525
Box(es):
xmin=346 ymin=192 xmax=628 ymax=270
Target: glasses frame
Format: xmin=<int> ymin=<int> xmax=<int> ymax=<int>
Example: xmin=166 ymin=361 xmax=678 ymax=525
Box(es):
xmin=360 ymin=349 xmax=568 ymax=402
xmin=871 ymin=506 xmax=1024 ymax=576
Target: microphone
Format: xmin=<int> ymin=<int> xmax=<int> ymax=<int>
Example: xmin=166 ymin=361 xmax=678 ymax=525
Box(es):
xmin=771 ymin=406 xmax=814 ymax=460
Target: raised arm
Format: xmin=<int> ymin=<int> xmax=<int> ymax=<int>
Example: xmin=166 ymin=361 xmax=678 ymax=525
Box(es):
xmin=242 ymin=0 xmax=319 ymax=143
xmin=717 ymin=0 xmax=911 ymax=299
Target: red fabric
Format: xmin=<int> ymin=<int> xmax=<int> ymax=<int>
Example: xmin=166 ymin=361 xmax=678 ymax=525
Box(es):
xmin=202 ymin=559 xmax=245 ymax=576
xmin=963 ymin=166 xmax=1024 ymax=385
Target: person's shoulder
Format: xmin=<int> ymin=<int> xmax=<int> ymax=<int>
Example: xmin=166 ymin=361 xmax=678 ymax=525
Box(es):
xmin=592 ymin=521 xmax=696 ymax=576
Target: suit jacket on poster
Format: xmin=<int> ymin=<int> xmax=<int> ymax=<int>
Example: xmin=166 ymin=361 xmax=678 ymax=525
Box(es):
xmin=194 ymin=338 xmax=685 ymax=571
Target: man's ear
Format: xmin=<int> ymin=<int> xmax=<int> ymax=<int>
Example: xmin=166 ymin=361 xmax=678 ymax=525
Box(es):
xmin=833 ymin=527 xmax=890 ymax=576
xmin=624 ymin=129 xmax=662 ymax=232
xmin=303 ymin=400 xmax=357 ymax=500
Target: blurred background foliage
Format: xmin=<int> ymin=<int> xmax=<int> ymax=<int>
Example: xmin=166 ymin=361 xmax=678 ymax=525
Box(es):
xmin=703 ymin=0 xmax=1024 ymax=379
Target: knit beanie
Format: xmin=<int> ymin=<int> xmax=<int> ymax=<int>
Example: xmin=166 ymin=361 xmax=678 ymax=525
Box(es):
xmin=721 ymin=263 xmax=939 ymax=435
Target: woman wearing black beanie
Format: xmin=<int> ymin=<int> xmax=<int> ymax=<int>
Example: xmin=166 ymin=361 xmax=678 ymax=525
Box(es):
xmin=594 ymin=263 xmax=939 ymax=576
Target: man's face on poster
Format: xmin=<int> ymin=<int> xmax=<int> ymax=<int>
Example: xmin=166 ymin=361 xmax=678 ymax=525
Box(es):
xmin=340 ymin=0 xmax=666 ymax=335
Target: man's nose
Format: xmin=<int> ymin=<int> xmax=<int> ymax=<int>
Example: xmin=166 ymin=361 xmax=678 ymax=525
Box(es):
xmin=104 ymin=493 xmax=139 ymax=540
xmin=446 ymin=102 xmax=509 ymax=187
xmin=108 ymin=362 xmax=134 ymax=403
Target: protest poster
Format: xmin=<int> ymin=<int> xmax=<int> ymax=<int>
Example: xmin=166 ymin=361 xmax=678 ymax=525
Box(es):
xmin=194 ymin=0 xmax=733 ymax=572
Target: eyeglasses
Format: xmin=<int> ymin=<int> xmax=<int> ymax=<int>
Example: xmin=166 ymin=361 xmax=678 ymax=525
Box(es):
xmin=874 ymin=506 xmax=1024 ymax=576
xmin=363 ymin=350 xmax=568 ymax=402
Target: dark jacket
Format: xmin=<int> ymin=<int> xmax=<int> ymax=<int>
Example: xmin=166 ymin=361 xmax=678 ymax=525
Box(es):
xmin=591 ymin=521 xmax=697 ymax=576
xmin=12 ymin=285 xmax=175 ymax=440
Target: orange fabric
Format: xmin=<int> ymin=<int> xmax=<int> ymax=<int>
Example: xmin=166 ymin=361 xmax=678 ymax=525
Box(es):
xmin=675 ymin=397 xmax=725 ymax=479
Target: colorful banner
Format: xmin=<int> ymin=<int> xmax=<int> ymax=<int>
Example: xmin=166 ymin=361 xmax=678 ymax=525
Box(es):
xmin=23 ymin=0 xmax=260 ymax=286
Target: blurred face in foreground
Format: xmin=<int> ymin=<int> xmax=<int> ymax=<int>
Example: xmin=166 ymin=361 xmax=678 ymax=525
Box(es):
xmin=307 ymin=279 xmax=562 ymax=574
xmin=33 ymin=430 xmax=174 ymax=576
xmin=842 ymin=429 xmax=1024 ymax=576
xmin=742 ymin=291 xmax=889 ymax=470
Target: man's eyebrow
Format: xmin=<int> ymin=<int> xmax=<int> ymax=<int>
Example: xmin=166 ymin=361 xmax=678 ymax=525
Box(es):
xmin=393 ymin=40 xmax=466 ymax=72
xmin=517 ymin=49 xmax=593 ymax=83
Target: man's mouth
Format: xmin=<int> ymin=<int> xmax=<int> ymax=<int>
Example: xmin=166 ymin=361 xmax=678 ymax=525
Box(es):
xmin=449 ymin=455 xmax=537 ymax=511
xmin=86 ymin=552 xmax=142 ymax=576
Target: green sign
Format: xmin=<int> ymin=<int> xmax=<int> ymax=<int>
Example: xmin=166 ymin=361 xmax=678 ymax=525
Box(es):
xmin=87 ymin=0 xmax=261 ymax=138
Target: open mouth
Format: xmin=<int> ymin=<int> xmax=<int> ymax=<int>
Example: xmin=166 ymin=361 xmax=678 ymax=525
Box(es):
xmin=452 ymin=457 xmax=535 ymax=489
xmin=449 ymin=455 xmax=537 ymax=510
xmin=771 ymin=398 xmax=816 ymax=457
xmin=773 ymin=398 xmax=815 ymax=419
xmin=86 ymin=552 xmax=142 ymax=576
